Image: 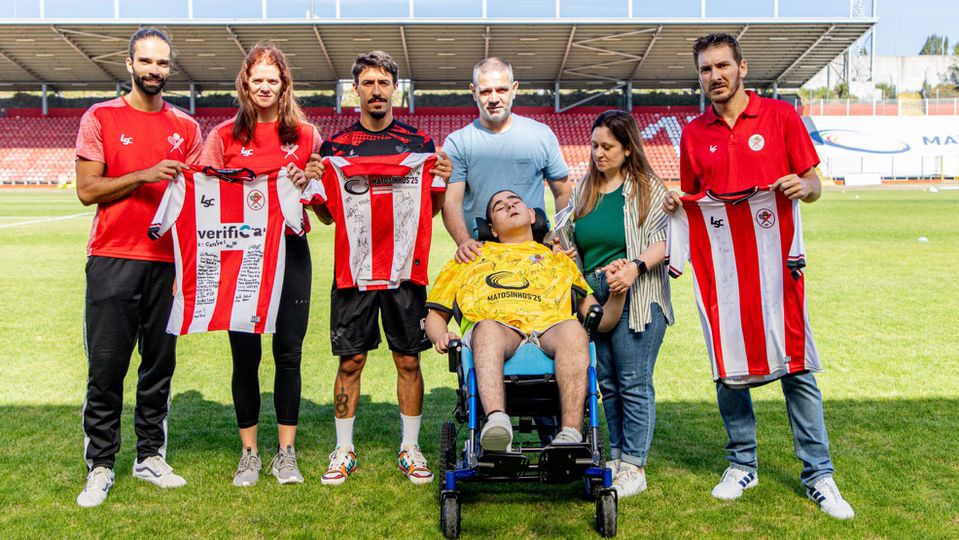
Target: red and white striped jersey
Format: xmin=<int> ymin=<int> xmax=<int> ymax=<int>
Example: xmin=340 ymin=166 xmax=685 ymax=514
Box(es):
xmin=302 ymin=152 xmax=444 ymax=291
xmin=666 ymin=187 xmax=821 ymax=387
xmin=149 ymin=167 xmax=308 ymax=335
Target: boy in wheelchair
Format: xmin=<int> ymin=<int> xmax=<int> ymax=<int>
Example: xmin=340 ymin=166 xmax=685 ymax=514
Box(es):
xmin=425 ymin=190 xmax=627 ymax=451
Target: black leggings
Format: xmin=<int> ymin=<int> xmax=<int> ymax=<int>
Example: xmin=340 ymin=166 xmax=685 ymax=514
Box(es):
xmin=230 ymin=234 xmax=311 ymax=428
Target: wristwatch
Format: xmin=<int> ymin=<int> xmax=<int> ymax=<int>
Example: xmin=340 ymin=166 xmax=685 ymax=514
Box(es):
xmin=631 ymin=259 xmax=648 ymax=276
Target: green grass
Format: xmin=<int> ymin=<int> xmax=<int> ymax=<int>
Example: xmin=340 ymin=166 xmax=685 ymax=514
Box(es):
xmin=1 ymin=187 xmax=958 ymax=539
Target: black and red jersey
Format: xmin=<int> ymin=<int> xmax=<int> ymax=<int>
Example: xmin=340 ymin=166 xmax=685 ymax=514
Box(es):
xmin=319 ymin=119 xmax=435 ymax=158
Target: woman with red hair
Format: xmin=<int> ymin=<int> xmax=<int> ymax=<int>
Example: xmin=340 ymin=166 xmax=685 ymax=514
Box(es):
xmin=200 ymin=43 xmax=321 ymax=487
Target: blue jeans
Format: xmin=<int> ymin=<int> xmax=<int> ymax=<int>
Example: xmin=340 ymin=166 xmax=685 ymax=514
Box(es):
xmin=587 ymin=271 xmax=667 ymax=468
xmin=716 ymin=372 xmax=835 ymax=486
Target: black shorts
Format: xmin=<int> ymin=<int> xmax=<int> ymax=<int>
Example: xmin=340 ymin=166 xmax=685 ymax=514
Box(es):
xmin=329 ymin=281 xmax=430 ymax=356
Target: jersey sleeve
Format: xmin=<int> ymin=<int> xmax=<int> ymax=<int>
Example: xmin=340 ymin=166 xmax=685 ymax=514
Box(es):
xmin=184 ymin=121 xmax=203 ymax=165
xmin=782 ymin=108 xmax=820 ymax=176
xmin=425 ymin=259 xmax=466 ymax=312
xmin=786 ymin=196 xmax=807 ymax=277
xmin=443 ymin=132 xmax=467 ymax=185
xmin=148 ymin=172 xmax=187 ymax=240
xmin=199 ymin=129 xmax=225 ymax=168
xmin=75 ymin=108 xmax=104 ymax=163
xmin=276 ymin=169 xmax=306 ymax=236
xmin=665 ymin=205 xmax=690 ymax=278
xmin=543 ymin=128 xmax=570 ymax=181
xmin=679 ymin=129 xmax=700 ymax=195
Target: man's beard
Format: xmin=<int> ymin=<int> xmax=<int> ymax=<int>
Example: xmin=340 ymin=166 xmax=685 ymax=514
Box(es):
xmin=368 ymin=108 xmax=388 ymax=120
xmin=133 ymin=72 xmax=167 ymax=96
xmin=709 ymin=73 xmax=741 ymax=104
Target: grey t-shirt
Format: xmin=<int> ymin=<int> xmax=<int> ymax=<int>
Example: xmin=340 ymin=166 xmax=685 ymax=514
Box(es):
xmin=443 ymin=114 xmax=569 ymax=237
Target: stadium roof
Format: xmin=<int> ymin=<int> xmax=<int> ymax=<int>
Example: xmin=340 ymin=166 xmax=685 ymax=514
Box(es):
xmin=0 ymin=18 xmax=876 ymax=93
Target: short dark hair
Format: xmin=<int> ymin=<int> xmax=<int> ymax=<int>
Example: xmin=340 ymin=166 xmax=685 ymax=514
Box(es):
xmin=692 ymin=33 xmax=743 ymax=68
xmin=352 ymin=50 xmax=399 ymax=84
xmin=128 ymin=27 xmax=172 ymax=60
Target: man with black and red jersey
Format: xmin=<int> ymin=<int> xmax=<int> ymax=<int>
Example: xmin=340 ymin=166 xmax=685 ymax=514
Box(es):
xmin=304 ymin=51 xmax=452 ymax=487
xmin=74 ymin=28 xmax=202 ymax=507
xmin=664 ymin=33 xmax=853 ymax=520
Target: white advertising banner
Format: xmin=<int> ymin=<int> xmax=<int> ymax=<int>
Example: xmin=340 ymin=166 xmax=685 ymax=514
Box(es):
xmin=804 ymin=116 xmax=959 ymax=180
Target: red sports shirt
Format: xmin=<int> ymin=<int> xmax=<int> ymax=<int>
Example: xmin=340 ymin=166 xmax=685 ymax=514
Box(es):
xmin=200 ymin=118 xmax=322 ymax=234
xmin=302 ymin=153 xmax=444 ymax=291
xmin=149 ymin=167 xmax=309 ymax=335
xmin=666 ymin=187 xmax=821 ymax=387
xmin=76 ymin=96 xmax=202 ymax=262
xmin=680 ymin=91 xmax=820 ymax=195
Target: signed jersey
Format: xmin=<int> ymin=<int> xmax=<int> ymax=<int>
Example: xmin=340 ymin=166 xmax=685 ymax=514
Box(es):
xmin=426 ymin=241 xmax=590 ymax=335
xmin=666 ymin=187 xmax=821 ymax=387
xmin=149 ymin=167 xmax=308 ymax=335
xmin=302 ymin=152 xmax=444 ymax=290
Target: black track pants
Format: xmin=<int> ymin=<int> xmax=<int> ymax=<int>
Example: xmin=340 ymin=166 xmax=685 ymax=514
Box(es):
xmin=82 ymin=256 xmax=177 ymax=470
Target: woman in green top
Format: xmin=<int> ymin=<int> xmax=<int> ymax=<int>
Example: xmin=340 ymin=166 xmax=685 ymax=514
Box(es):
xmin=569 ymin=110 xmax=673 ymax=498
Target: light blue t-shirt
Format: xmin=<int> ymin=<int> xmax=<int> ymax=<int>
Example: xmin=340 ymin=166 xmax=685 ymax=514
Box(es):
xmin=443 ymin=114 xmax=569 ymax=237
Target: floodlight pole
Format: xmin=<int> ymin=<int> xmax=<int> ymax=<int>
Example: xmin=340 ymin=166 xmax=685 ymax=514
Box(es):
xmin=772 ymin=81 xmax=778 ymax=99
xmin=41 ymin=83 xmax=48 ymax=116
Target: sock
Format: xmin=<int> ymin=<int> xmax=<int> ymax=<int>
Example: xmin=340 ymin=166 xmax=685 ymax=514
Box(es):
xmin=335 ymin=416 xmax=355 ymax=450
xmin=400 ymin=413 xmax=422 ymax=450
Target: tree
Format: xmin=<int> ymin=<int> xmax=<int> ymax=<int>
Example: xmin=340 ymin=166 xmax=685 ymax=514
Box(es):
xmin=919 ymin=34 xmax=950 ymax=55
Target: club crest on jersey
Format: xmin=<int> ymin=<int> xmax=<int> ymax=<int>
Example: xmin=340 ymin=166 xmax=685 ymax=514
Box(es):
xmin=755 ymin=208 xmax=776 ymax=229
xmin=120 ymin=133 xmax=133 ymax=145
xmin=748 ymin=134 xmax=765 ymax=152
xmin=240 ymin=147 xmax=254 ymax=157
xmin=247 ymin=190 xmax=265 ymax=211
xmin=281 ymin=143 xmax=300 ymax=160
xmin=529 ymin=254 xmax=545 ymax=265
xmin=168 ymin=133 xmax=185 ymax=154
xmin=344 ymin=177 xmax=370 ymax=195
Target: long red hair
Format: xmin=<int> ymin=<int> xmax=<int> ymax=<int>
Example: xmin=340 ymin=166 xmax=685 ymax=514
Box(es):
xmin=233 ymin=43 xmax=305 ymax=145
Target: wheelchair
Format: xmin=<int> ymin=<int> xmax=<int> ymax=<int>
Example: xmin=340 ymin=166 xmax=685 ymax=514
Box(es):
xmin=436 ymin=209 xmax=618 ymax=539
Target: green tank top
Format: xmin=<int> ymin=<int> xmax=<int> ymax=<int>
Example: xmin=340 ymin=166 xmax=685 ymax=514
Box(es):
xmin=573 ymin=184 xmax=628 ymax=274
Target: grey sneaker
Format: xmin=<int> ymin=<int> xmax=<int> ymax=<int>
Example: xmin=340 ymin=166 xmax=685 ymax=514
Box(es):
xmin=270 ymin=445 xmax=304 ymax=485
xmin=132 ymin=455 xmax=187 ymax=488
xmin=77 ymin=466 xmax=114 ymax=507
xmin=550 ymin=427 xmax=583 ymax=445
xmin=233 ymin=448 xmax=261 ymax=487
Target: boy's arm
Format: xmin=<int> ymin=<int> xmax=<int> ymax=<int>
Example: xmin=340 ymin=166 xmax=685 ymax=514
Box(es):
xmin=425 ymin=309 xmax=458 ymax=354
xmin=577 ymin=293 xmax=627 ymax=333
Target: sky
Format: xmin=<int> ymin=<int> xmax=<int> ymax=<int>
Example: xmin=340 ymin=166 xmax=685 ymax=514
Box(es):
xmin=1 ymin=0 xmax=957 ymax=56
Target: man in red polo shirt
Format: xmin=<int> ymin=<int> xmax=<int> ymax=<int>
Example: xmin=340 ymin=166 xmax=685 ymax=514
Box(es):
xmin=665 ymin=33 xmax=854 ymax=520
xmin=74 ymin=28 xmax=202 ymax=507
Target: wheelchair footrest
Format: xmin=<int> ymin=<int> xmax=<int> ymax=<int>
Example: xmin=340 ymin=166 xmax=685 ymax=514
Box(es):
xmin=475 ymin=451 xmax=530 ymax=477
xmin=538 ymin=445 xmax=594 ymax=484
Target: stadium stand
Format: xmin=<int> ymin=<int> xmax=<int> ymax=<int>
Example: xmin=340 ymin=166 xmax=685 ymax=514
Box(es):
xmin=0 ymin=108 xmax=699 ymax=185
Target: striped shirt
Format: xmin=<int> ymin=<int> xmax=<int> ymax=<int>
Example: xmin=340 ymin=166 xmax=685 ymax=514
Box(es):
xmin=570 ymin=175 xmax=673 ymax=330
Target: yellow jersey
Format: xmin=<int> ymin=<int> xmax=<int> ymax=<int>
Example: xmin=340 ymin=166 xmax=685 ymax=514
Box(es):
xmin=426 ymin=241 xmax=591 ymax=334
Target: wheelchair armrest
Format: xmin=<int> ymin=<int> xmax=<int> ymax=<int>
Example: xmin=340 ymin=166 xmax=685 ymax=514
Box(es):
xmin=583 ymin=304 xmax=603 ymax=338
xmin=448 ymin=339 xmax=462 ymax=373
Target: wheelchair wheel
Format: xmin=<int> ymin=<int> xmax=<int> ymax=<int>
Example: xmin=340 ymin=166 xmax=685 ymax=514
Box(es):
xmin=438 ymin=421 xmax=457 ymax=498
xmin=595 ymin=490 xmax=617 ymax=537
xmin=440 ymin=491 xmax=461 ymax=539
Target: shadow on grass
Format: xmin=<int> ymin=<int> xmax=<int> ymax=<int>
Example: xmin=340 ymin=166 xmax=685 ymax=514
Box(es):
xmin=3 ymin=394 xmax=958 ymax=538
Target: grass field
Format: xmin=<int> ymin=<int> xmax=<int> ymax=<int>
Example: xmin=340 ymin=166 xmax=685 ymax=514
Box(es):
xmin=1 ymin=187 xmax=958 ymax=539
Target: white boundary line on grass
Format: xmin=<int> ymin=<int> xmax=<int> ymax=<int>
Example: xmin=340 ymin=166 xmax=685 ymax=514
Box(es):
xmin=0 ymin=212 xmax=92 ymax=229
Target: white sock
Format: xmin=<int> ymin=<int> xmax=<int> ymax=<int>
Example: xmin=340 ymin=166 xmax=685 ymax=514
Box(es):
xmin=335 ymin=416 xmax=355 ymax=450
xmin=400 ymin=413 xmax=421 ymax=450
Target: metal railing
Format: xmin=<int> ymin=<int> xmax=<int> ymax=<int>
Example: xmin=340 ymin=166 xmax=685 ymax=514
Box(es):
xmin=796 ymin=98 xmax=959 ymax=116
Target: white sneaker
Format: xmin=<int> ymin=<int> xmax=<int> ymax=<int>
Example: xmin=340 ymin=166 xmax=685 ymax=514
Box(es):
xmin=711 ymin=467 xmax=758 ymax=500
xmin=806 ymin=476 xmax=855 ymax=519
xmin=480 ymin=412 xmax=512 ymax=452
xmin=132 ymin=456 xmax=187 ymax=488
xmin=612 ymin=463 xmax=647 ymax=498
xmin=550 ymin=427 xmax=583 ymax=445
xmin=77 ymin=466 xmax=114 ymax=507
xmin=608 ymin=458 xmax=621 ymax=476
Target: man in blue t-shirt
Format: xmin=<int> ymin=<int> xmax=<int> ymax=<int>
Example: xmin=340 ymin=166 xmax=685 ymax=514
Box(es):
xmin=442 ymin=57 xmax=570 ymax=263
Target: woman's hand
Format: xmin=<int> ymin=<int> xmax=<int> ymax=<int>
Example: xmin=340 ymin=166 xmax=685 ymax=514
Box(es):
xmin=605 ymin=259 xmax=639 ymax=295
xmin=305 ymin=153 xmax=325 ymax=181
xmin=285 ymin=163 xmax=309 ymax=191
